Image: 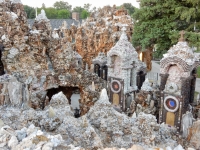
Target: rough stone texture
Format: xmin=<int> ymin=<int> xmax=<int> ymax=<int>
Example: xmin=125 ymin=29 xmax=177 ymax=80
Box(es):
xmin=159 ymin=37 xmax=199 ymax=133
xmin=0 ymin=1 xmax=106 ymax=115
xmin=0 ymin=88 xmax=184 ymax=149
xmin=189 ymin=120 xmax=200 ymax=149
xmin=71 ymin=6 xmax=134 ymax=69
xmin=0 ymin=1 xmax=198 ymax=150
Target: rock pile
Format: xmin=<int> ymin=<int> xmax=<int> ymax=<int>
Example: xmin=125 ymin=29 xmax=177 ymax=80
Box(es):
xmin=0 ymin=89 xmax=193 ymax=149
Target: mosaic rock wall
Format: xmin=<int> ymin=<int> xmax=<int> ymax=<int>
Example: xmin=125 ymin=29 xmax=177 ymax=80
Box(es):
xmin=0 ymin=89 xmax=181 ymax=149
xmin=0 ymin=0 xmax=106 ymax=115
xmin=59 ymin=6 xmax=134 ymax=68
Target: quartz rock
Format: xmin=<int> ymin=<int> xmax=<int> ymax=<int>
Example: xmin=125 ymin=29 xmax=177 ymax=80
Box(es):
xmin=8 ymin=136 xmax=18 ymax=149
xmin=7 ymin=77 xmax=23 ymax=107
xmin=50 ymin=91 xmax=69 ymax=107
xmin=189 ymin=120 xmax=200 ymax=149
xmin=128 ymin=145 xmax=144 ymax=150
xmin=42 ymin=142 xmax=54 ymax=150
xmin=0 ymin=119 xmax=4 ymax=128
xmin=141 ymin=78 xmax=153 ymax=91
xmin=16 ymin=128 xmax=27 ymax=141
xmin=166 ymin=146 xmax=172 ymax=150
xmin=174 ymin=145 xmax=184 ymax=150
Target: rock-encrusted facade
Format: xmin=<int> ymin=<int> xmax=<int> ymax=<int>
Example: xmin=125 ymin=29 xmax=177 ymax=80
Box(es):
xmin=106 ymin=27 xmax=146 ymax=113
xmin=56 ymin=6 xmax=135 ymax=69
xmin=159 ymin=32 xmax=200 ymax=133
xmin=0 ymin=0 xmax=106 ymax=116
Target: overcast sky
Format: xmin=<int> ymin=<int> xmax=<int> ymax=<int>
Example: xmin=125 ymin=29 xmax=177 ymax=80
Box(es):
xmin=21 ymin=0 xmax=140 ymax=9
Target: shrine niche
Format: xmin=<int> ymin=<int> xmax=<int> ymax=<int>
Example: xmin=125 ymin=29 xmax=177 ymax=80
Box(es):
xmin=107 ymin=28 xmax=140 ymax=112
xmin=159 ymin=31 xmax=200 ymax=132
xmin=92 ymin=52 xmax=107 ymax=80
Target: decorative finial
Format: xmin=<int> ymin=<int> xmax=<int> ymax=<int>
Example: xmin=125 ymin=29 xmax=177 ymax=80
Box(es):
xmin=179 ymin=30 xmax=185 ymax=42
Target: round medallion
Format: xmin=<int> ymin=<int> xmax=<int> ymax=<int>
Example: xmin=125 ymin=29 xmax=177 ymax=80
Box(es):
xmin=111 ymin=80 xmax=121 ymax=93
xmin=164 ymin=96 xmax=179 ymax=112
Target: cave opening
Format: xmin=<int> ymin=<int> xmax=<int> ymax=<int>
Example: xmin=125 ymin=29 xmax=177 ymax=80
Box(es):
xmin=46 ymin=86 xmax=81 ymax=117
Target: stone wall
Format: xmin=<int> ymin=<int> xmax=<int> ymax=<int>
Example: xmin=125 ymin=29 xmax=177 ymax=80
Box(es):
xmin=0 ymin=0 xmax=106 ymax=115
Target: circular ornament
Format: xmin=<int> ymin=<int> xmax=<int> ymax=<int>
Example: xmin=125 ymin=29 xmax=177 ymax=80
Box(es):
xmin=164 ymin=96 xmax=179 ymax=112
xmin=111 ymin=80 xmax=121 ymax=93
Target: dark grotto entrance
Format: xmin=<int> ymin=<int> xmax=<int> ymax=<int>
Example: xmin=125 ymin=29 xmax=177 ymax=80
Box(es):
xmin=46 ymin=86 xmax=81 ymax=117
xmin=46 ymin=86 xmax=79 ymax=104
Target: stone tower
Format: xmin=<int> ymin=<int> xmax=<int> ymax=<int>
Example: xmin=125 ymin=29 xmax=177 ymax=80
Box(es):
xmin=159 ymin=31 xmax=200 ymax=131
xmin=107 ymin=27 xmax=138 ymax=112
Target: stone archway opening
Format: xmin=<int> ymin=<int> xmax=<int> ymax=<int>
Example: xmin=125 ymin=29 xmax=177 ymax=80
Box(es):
xmin=46 ymin=86 xmax=81 ymax=117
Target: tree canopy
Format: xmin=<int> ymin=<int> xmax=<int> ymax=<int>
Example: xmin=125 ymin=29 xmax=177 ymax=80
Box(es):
xmin=24 ymin=1 xmax=91 ymax=19
xmin=72 ymin=6 xmax=90 ymax=19
xmin=53 ymin=0 xmax=72 ymax=11
xmin=119 ymin=3 xmax=137 ymax=16
xmin=24 ymin=5 xmax=35 ymax=19
xmin=132 ymin=0 xmax=200 ymax=58
xmin=57 ymin=9 xmax=71 ymax=19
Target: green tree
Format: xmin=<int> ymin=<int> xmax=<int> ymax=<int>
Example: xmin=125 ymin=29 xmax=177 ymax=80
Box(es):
xmin=38 ymin=7 xmax=58 ymax=19
xmin=72 ymin=6 xmax=84 ymax=13
xmin=57 ymin=9 xmax=70 ymax=19
xmin=42 ymin=3 xmax=46 ymax=9
xmin=24 ymin=5 xmax=35 ymax=19
xmin=53 ymin=0 xmax=72 ymax=11
xmin=132 ymin=0 xmax=200 ymax=59
xmin=83 ymin=3 xmax=91 ymax=11
xmin=81 ymin=9 xmax=90 ymax=19
xmin=120 ymin=3 xmax=137 ymax=15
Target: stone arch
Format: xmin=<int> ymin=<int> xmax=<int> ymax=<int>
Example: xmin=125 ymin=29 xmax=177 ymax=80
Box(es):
xmin=160 ymin=57 xmax=190 ymax=74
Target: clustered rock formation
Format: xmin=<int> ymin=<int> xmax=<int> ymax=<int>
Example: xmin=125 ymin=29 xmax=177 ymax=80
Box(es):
xmin=0 ymin=89 xmax=189 ymax=150
xmin=59 ymin=5 xmax=134 ymax=69
xmin=0 ymin=0 xmax=106 ymax=115
xmin=0 ymin=0 xmax=199 ymax=150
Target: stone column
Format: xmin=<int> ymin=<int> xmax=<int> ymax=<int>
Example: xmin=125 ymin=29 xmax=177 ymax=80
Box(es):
xmin=159 ymin=73 xmax=169 ymax=91
xmin=181 ymin=76 xmax=192 ymax=110
xmin=190 ymin=76 xmax=196 ymax=104
xmin=131 ymin=61 xmax=137 ymax=89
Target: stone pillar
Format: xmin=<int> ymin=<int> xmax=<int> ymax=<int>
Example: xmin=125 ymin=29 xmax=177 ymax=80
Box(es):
xmin=181 ymin=76 xmax=192 ymax=110
xmin=190 ymin=76 xmax=196 ymax=104
xmin=131 ymin=61 xmax=137 ymax=89
xmin=159 ymin=73 xmax=169 ymax=91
